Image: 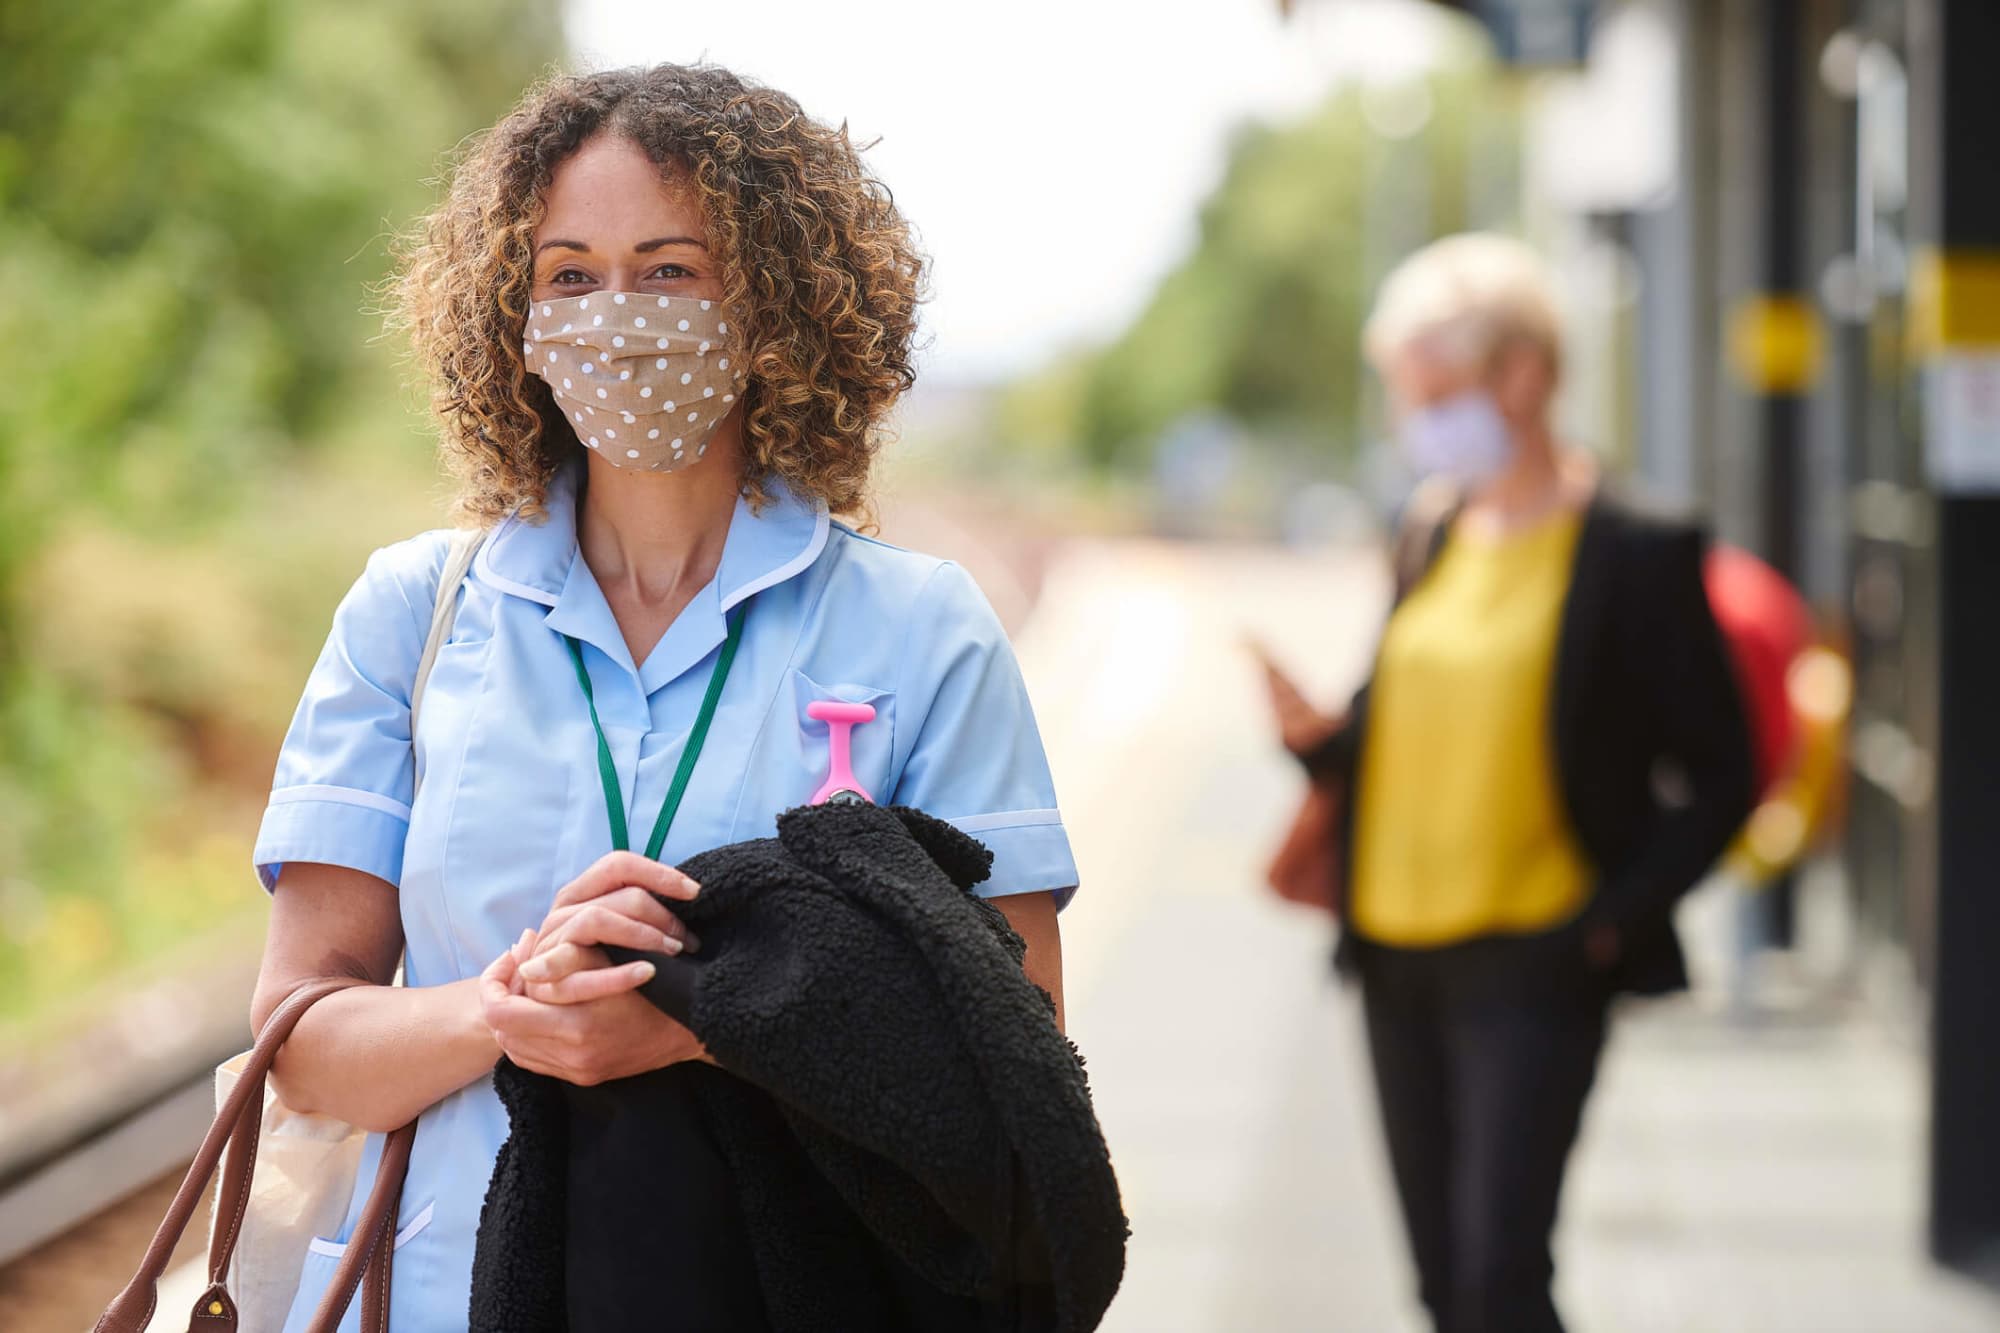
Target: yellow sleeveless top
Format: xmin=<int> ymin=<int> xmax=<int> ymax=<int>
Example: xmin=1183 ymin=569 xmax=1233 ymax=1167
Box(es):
xmin=1349 ymin=507 xmax=1592 ymax=947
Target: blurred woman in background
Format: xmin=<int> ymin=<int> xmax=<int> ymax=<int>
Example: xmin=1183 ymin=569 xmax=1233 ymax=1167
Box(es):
xmin=1268 ymin=234 xmax=1754 ymax=1333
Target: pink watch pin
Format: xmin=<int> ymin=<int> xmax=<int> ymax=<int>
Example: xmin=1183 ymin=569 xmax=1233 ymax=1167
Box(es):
xmin=806 ymin=700 xmax=876 ymax=805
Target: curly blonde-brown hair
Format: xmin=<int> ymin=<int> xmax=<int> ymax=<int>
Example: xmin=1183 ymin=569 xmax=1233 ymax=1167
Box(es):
xmin=384 ymin=62 xmax=926 ymax=524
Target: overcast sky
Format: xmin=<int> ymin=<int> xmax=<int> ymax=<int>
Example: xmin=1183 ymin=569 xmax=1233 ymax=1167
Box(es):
xmin=565 ymin=0 xmax=1449 ymax=386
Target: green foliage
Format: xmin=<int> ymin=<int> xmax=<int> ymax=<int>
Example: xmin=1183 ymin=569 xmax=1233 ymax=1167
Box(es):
xmin=0 ymin=0 xmax=564 ymax=1020
xmin=0 ymin=0 xmax=565 ymax=541
xmin=997 ymin=50 xmax=1523 ymax=475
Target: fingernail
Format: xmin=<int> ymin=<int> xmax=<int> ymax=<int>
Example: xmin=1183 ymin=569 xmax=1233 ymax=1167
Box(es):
xmin=632 ymin=961 xmax=656 ymax=982
xmin=519 ymin=959 xmax=548 ymax=981
xmin=683 ymin=878 xmax=701 ymax=897
xmin=659 ymin=933 xmax=683 ymax=955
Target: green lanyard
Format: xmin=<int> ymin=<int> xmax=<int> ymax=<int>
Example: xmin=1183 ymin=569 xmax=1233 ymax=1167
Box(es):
xmin=561 ymin=602 xmax=747 ymax=859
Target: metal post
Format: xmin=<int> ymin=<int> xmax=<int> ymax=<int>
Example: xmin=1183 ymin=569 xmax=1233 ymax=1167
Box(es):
xmin=1725 ymin=0 xmax=1821 ymax=947
xmin=1760 ymin=0 xmax=1806 ymax=589
xmin=1909 ymin=0 xmax=2000 ymax=1284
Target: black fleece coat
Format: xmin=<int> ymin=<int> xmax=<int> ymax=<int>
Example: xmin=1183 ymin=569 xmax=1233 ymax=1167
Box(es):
xmin=467 ymin=801 xmax=1127 ymax=1333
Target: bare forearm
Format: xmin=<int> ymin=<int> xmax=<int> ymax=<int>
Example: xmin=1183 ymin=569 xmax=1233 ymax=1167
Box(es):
xmin=994 ymin=891 xmax=1066 ymax=1033
xmin=270 ymin=977 xmax=499 ymax=1132
xmin=1028 ymin=938 xmax=1066 ymax=1034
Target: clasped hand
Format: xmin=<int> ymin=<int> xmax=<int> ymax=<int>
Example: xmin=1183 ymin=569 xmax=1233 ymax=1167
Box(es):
xmin=477 ymin=851 xmax=713 ymax=1086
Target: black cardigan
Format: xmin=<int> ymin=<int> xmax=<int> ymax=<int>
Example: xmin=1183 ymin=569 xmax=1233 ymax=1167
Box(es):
xmin=468 ymin=801 xmax=1127 ymax=1333
xmin=1301 ymin=484 xmax=1757 ymax=997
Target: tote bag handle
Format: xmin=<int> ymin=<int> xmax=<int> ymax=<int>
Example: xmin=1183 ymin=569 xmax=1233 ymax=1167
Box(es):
xmin=94 ymin=978 xmax=414 ymax=1333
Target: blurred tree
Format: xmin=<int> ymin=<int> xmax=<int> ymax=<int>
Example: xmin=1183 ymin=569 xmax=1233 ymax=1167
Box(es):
xmin=997 ymin=40 xmax=1520 ymax=475
xmin=0 ymin=0 xmax=564 ymax=566
xmin=0 ymin=0 xmax=563 ymax=1017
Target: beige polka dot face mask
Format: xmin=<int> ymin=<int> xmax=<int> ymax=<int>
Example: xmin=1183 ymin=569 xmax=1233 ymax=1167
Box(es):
xmin=523 ymin=291 xmax=746 ymax=471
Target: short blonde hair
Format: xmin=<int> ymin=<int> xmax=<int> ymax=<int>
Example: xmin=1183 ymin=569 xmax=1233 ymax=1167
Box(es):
xmin=1361 ymin=232 xmax=1564 ymax=378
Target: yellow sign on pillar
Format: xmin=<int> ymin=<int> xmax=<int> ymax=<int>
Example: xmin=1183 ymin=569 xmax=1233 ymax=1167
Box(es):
xmin=1727 ymin=295 xmax=1826 ymax=394
xmin=1912 ymin=249 xmax=2000 ymax=491
xmin=1908 ymin=247 xmax=2000 ymax=360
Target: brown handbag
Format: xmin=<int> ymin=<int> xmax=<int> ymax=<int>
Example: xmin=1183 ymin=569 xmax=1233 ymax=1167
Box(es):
xmin=92 ymin=978 xmax=416 ymax=1333
xmin=1264 ymin=775 xmax=1345 ymax=916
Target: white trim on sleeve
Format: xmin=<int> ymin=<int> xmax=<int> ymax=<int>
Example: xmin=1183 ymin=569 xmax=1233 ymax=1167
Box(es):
xmin=945 ymin=808 xmax=1063 ymax=834
xmin=266 ymin=784 xmax=413 ymax=823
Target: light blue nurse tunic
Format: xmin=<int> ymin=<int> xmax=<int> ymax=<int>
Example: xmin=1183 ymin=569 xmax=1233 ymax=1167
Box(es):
xmin=252 ymin=455 xmax=1079 ymax=1331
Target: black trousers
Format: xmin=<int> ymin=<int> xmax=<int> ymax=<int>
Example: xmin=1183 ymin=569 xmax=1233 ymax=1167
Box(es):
xmin=1354 ymin=929 xmax=1611 ymax=1333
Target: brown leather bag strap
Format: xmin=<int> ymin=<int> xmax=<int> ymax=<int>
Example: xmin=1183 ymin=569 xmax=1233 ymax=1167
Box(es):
xmin=305 ymin=1119 xmax=416 ymax=1333
xmin=359 ymin=1175 xmax=398 ymax=1333
xmin=204 ymin=1066 xmax=270 ymax=1288
xmin=93 ymin=976 xmax=410 ymax=1333
xmin=179 ymin=1088 xmax=267 ymax=1328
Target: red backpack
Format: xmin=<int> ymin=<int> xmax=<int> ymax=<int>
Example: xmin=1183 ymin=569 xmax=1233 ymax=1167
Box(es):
xmin=1702 ymin=544 xmax=1813 ymax=801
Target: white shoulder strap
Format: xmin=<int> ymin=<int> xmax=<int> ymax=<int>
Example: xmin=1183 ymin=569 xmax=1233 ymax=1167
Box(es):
xmin=411 ymin=527 xmax=489 ymax=796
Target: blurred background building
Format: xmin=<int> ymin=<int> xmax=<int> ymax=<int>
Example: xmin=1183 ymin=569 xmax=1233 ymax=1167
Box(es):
xmin=4 ymin=0 xmax=1999 ymax=1327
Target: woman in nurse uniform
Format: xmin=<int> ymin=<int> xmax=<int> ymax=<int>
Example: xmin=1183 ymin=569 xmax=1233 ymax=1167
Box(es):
xmin=247 ymin=62 xmax=1077 ymax=1331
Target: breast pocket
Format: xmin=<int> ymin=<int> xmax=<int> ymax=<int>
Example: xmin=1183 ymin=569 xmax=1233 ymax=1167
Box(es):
xmin=784 ymin=665 xmax=895 ymax=808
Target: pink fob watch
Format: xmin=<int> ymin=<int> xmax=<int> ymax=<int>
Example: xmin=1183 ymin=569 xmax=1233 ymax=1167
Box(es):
xmin=806 ymin=700 xmax=876 ymax=805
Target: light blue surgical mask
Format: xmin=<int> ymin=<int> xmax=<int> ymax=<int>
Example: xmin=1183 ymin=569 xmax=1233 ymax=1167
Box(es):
xmin=1397 ymin=390 xmax=1515 ymax=481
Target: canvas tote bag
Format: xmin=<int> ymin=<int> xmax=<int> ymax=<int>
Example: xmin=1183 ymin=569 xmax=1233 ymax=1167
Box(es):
xmin=95 ymin=526 xmax=487 ymax=1332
